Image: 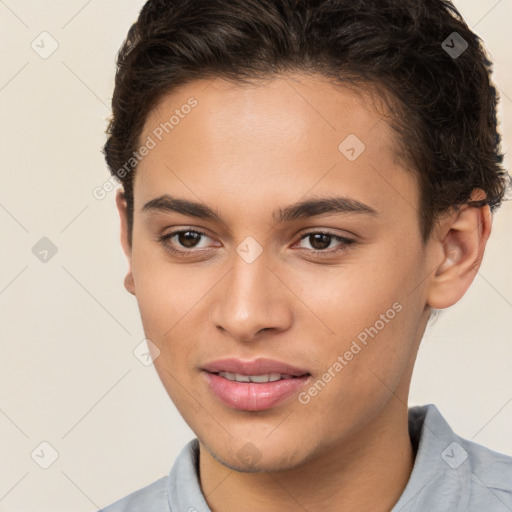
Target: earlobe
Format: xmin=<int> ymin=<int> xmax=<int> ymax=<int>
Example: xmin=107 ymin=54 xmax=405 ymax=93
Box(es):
xmin=115 ymin=189 xmax=136 ymax=296
xmin=124 ymin=273 xmax=136 ymax=295
xmin=427 ymin=190 xmax=492 ymax=309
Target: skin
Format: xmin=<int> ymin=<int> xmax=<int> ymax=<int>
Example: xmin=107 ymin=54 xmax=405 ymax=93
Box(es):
xmin=116 ymin=74 xmax=491 ymax=511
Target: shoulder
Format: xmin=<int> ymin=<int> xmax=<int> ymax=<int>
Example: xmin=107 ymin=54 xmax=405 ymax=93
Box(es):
xmin=99 ymin=475 xmax=168 ymax=512
xmin=97 ymin=438 xmax=203 ymax=512
xmin=459 ymin=435 xmax=512 ymax=497
xmin=422 ymin=403 xmax=512 ymax=495
xmin=403 ymin=403 xmax=512 ymax=511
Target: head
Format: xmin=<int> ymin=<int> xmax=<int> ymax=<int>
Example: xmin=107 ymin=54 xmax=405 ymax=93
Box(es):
xmin=103 ymin=0 xmax=508 ymax=472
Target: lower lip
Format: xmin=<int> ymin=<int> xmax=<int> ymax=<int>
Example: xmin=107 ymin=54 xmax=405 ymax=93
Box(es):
xmin=202 ymin=372 xmax=311 ymax=411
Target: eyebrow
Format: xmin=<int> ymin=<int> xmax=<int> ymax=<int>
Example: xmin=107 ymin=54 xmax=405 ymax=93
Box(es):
xmin=141 ymin=194 xmax=378 ymax=223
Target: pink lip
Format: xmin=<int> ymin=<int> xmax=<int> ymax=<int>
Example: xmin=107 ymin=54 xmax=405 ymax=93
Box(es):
xmin=201 ymin=358 xmax=311 ymax=411
xmin=202 ymin=358 xmax=310 ymax=376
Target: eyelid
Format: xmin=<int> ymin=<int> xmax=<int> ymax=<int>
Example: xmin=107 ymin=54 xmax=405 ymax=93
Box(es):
xmin=159 ymin=228 xmax=217 ymax=250
xmin=297 ymin=226 xmax=354 ymax=238
xmin=293 ymin=230 xmax=355 ymax=253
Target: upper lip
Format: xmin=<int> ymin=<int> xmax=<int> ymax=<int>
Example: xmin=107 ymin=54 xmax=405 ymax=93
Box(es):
xmin=202 ymin=358 xmax=310 ymax=377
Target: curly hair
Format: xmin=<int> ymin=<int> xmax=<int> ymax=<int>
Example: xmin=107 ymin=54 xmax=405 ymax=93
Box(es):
xmin=103 ymin=0 xmax=508 ymax=245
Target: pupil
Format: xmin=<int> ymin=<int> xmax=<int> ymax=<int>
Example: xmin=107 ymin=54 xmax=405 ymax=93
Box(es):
xmin=179 ymin=231 xmax=200 ymax=248
xmin=310 ymin=234 xmax=330 ymax=250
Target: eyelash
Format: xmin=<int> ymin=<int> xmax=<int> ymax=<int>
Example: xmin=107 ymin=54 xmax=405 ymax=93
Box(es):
xmin=157 ymin=229 xmax=355 ymax=258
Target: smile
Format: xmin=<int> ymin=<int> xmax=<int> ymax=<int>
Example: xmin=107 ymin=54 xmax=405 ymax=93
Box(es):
xmin=203 ymin=370 xmax=311 ymax=411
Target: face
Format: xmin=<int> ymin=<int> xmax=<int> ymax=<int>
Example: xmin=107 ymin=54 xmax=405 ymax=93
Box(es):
xmin=121 ymin=74 xmax=438 ymax=472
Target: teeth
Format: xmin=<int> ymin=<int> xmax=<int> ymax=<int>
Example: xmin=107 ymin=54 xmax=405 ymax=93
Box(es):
xmin=218 ymin=371 xmax=286 ymax=383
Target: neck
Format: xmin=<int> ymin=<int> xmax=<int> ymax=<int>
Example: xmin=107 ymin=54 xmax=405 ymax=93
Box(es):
xmin=199 ymin=400 xmax=415 ymax=512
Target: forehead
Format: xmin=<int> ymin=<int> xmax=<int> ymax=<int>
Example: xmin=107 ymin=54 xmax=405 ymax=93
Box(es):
xmin=143 ymin=73 xmax=400 ymax=154
xmin=135 ymin=74 xmax=418 ymax=223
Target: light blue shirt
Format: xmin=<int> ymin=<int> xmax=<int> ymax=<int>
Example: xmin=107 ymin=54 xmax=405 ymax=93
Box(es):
xmin=99 ymin=403 xmax=512 ymax=511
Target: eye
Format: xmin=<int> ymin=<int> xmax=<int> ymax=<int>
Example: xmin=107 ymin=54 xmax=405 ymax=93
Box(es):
xmin=158 ymin=229 xmax=215 ymax=256
xmin=294 ymin=231 xmax=355 ymax=255
xmin=157 ymin=228 xmax=355 ymax=258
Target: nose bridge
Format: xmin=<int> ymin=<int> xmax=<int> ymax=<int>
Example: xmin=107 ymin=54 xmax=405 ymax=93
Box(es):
xmin=211 ymin=246 xmax=291 ymax=340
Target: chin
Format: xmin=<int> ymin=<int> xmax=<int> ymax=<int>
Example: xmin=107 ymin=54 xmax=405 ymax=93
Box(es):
xmin=201 ymin=436 xmax=309 ymax=474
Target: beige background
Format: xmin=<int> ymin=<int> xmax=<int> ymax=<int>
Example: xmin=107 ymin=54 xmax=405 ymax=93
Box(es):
xmin=0 ymin=1 xmax=510 ymax=511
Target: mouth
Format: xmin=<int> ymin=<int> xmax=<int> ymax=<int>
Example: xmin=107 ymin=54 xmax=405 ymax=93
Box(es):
xmin=201 ymin=358 xmax=312 ymax=411
xmin=213 ymin=371 xmax=305 ymax=383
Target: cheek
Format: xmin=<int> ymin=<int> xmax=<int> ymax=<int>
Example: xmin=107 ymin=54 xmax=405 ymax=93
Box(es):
xmin=131 ymin=243 xmax=202 ymax=327
xmin=130 ymin=247 xmax=220 ymax=375
xmin=295 ymin=256 xmax=405 ymax=338
xmin=294 ymin=302 xmax=415 ymax=443
xmin=300 ymin=250 xmax=422 ymax=392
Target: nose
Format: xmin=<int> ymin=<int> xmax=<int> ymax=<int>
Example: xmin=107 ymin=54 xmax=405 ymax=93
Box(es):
xmin=209 ymin=251 xmax=293 ymax=342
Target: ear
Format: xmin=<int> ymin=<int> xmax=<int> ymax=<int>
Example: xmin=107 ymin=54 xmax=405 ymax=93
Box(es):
xmin=115 ymin=189 xmax=136 ymax=296
xmin=427 ymin=189 xmax=492 ymax=309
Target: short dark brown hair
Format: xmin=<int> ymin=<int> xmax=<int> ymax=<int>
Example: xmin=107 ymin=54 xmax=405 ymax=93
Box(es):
xmin=103 ymin=0 xmax=508 ymax=245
